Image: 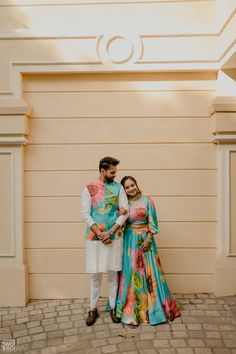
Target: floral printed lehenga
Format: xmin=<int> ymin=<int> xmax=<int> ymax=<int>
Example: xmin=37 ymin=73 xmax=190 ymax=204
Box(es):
xmin=116 ymin=195 xmax=180 ymax=325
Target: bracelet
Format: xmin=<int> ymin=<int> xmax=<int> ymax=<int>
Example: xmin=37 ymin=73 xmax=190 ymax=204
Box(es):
xmin=108 ymin=230 xmax=113 ymax=236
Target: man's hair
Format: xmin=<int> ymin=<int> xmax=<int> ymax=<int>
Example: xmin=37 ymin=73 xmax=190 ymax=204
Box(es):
xmin=99 ymin=156 xmax=120 ymax=172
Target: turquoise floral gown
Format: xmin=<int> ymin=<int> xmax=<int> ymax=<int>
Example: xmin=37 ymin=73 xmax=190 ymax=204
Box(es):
xmin=116 ymin=195 xmax=180 ymax=325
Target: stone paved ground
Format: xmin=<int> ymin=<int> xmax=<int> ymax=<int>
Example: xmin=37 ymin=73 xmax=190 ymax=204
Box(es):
xmin=0 ymin=294 xmax=236 ymax=354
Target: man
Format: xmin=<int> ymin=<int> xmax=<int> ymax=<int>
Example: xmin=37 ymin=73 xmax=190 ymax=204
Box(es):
xmin=81 ymin=156 xmax=129 ymax=326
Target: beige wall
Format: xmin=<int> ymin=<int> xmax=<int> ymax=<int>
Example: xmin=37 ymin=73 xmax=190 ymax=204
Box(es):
xmin=23 ymin=72 xmax=217 ymax=298
xmin=0 ymin=0 xmax=236 ymax=304
xmin=230 ymin=151 xmax=236 ymax=254
xmin=0 ymin=153 xmax=12 ymax=255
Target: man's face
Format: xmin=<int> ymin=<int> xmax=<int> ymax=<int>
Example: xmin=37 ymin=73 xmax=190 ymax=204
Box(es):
xmin=103 ymin=165 xmax=117 ymax=183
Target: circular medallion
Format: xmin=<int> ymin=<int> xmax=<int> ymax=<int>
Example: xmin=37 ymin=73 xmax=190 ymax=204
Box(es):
xmin=97 ymin=33 xmax=143 ymax=65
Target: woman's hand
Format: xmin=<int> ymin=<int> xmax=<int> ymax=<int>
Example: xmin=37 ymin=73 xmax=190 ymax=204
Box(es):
xmin=118 ymin=207 xmax=128 ymax=216
xmin=98 ymin=231 xmax=112 ymax=245
xmin=140 ymin=240 xmax=151 ymax=253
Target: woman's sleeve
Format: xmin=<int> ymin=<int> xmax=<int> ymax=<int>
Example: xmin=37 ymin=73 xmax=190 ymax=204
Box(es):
xmin=147 ymin=197 xmax=159 ymax=234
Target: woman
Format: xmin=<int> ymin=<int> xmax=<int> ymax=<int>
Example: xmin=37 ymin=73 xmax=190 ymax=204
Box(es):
xmin=116 ymin=176 xmax=180 ymax=326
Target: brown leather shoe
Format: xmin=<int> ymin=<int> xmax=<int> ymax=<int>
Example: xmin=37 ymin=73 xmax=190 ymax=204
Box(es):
xmin=110 ymin=308 xmax=121 ymax=323
xmin=169 ymin=310 xmax=174 ymax=322
xmin=86 ymin=308 xmax=99 ymax=326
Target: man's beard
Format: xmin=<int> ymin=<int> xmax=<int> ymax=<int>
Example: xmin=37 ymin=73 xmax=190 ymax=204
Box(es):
xmin=105 ymin=176 xmax=115 ymax=183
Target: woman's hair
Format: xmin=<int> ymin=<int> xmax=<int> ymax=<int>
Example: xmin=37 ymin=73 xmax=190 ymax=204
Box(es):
xmin=120 ymin=176 xmax=142 ymax=195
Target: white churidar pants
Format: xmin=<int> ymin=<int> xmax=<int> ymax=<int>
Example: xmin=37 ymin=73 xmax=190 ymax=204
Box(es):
xmin=90 ymin=271 xmax=118 ymax=309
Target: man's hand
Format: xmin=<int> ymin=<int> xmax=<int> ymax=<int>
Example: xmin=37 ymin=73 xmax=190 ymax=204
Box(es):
xmin=98 ymin=231 xmax=112 ymax=245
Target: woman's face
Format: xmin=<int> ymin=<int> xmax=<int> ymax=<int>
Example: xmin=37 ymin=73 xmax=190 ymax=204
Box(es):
xmin=123 ymin=179 xmax=139 ymax=197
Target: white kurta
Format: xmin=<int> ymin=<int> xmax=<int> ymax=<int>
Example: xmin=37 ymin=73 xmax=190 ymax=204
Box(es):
xmin=81 ymin=183 xmax=129 ymax=273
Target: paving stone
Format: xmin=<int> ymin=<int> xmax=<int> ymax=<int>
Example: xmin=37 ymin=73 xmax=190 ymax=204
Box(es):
xmin=42 ymin=318 xmax=56 ymax=326
xmin=205 ymin=331 xmax=221 ymax=338
xmin=117 ymin=342 xmax=136 ymax=351
xmin=107 ymin=336 xmax=123 ymax=344
xmin=0 ymin=328 xmax=10 ymax=334
xmin=188 ymin=339 xmax=205 ymax=347
xmin=153 ymin=339 xmax=169 ymax=348
xmin=0 ymin=294 xmax=236 ymax=354
xmin=155 ymin=331 xmax=172 ymax=338
xmin=219 ymin=324 xmax=235 ymax=331
xmin=31 ymin=340 xmax=47 ymax=349
xmin=47 ymin=338 xmax=64 ymax=347
xmin=44 ymin=324 xmax=59 ymax=332
xmin=191 ymin=311 xmax=205 ymax=316
xmin=158 ymin=349 xmax=176 ymax=354
xmin=27 ymin=321 xmax=41 ymax=329
xmin=139 ymin=350 xmax=157 ymax=354
xmin=95 ymin=331 xmax=113 ymax=339
xmin=85 ymin=349 xmax=102 ymax=354
xmin=139 ymin=332 xmax=155 ymax=340
xmin=63 ymin=335 xmax=80 ymax=344
xmin=13 ymin=329 xmax=28 ymax=338
xmin=32 ymin=332 xmax=47 ymax=341
xmin=136 ymin=339 xmax=153 ymax=349
xmin=172 ymin=324 xmax=187 ymax=331
xmin=176 ymin=349 xmax=194 ymax=354
xmin=194 ymin=349 xmax=212 ymax=354
xmin=41 ymin=347 xmax=58 ymax=354
xmin=2 ymin=320 xmax=16 ymax=327
xmin=79 ymin=333 xmax=96 ymax=341
xmin=188 ymin=331 xmax=204 ymax=339
xmin=29 ymin=326 xmax=43 ymax=335
xmin=16 ymin=343 xmax=30 ymax=352
xmin=45 ymin=312 xmax=57 ymax=319
xmin=56 ymin=316 xmax=70 ymax=323
xmin=10 ymin=323 xmax=26 ymax=331
xmin=172 ymin=331 xmax=188 ymax=339
xmin=16 ymin=335 xmax=31 ymax=344
xmin=101 ymin=344 xmax=117 ymax=353
xmin=170 ymin=339 xmax=187 ymax=348
xmin=205 ymin=339 xmax=224 ymax=348
xmin=59 ymin=321 xmax=73 ymax=330
xmin=203 ymin=324 xmax=219 ymax=331
xmin=92 ymin=339 xmax=108 ymax=348
xmin=2 ymin=314 xmax=16 ymax=321
xmin=221 ymin=331 xmax=235 ymax=338
xmin=47 ymin=330 xmax=65 ymax=339
xmin=0 ymin=333 xmax=12 ymax=340
xmin=58 ymin=310 xmax=71 ymax=317
xmin=187 ymin=324 xmax=202 ymax=331
xmin=223 ymin=339 xmax=236 ymax=348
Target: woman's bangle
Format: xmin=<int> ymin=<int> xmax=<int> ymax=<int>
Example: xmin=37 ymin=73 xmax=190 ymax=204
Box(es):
xmin=108 ymin=230 xmax=113 ymax=236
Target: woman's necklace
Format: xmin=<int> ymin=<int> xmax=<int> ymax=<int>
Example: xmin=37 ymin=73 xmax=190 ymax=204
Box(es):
xmin=129 ymin=192 xmax=142 ymax=202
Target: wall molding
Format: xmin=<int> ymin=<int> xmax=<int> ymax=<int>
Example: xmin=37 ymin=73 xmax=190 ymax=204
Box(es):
xmin=217 ymin=145 xmax=236 ymax=258
xmin=0 ymin=150 xmax=14 ymax=257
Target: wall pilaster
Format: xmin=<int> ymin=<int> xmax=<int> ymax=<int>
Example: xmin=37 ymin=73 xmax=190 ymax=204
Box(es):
xmin=0 ymin=99 xmax=30 ymax=306
xmin=211 ymin=97 xmax=236 ymax=296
